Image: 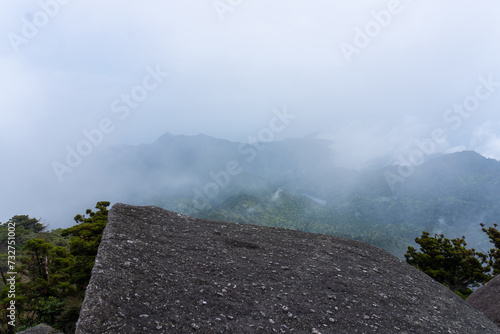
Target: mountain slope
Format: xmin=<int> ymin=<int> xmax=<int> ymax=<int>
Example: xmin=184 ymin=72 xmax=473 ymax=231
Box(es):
xmin=95 ymin=133 xmax=500 ymax=256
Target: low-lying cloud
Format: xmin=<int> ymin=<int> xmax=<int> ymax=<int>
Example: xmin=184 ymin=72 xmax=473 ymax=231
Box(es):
xmin=1 ymin=0 xmax=500 ymax=227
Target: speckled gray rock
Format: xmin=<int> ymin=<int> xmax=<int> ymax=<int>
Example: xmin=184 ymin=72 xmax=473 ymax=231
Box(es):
xmin=76 ymin=203 xmax=500 ymax=333
xmin=17 ymin=323 xmax=63 ymax=334
xmin=467 ymin=275 xmax=500 ymax=327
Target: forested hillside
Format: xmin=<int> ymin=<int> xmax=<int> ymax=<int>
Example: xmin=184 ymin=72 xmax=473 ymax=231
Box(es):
xmin=188 ymin=189 xmax=422 ymax=257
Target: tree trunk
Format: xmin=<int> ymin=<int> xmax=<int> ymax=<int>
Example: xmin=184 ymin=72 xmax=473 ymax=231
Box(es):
xmin=44 ymin=255 xmax=49 ymax=282
xmin=0 ymin=268 xmax=7 ymax=285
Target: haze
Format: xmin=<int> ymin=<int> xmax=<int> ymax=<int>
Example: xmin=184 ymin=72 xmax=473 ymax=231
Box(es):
xmin=1 ymin=0 xmax=500 ymax=228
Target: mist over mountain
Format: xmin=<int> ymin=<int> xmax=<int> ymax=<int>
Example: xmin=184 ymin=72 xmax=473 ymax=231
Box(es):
xmin=79 ymin=132 xmax=500 ymax=257
xmin=97 ymin=133 xmax=344 ymax=203
xmin=3 ymin=1 xmax=500 ymax=256
xmin=3 ymin=3 xmax=500 ymax=331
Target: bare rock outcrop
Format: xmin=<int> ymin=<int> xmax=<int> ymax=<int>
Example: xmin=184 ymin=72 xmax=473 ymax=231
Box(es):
xmin=467 ymin=275 xmax=500 ymax=327
xmin=17 ymin=323 xmax=63 ymax=334
xmin=76 ymin=203 xmax=500 ymax=333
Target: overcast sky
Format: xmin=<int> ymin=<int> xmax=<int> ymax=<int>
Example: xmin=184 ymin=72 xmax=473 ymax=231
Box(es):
xmin=1 ymin=0 xmax=500 ymax=228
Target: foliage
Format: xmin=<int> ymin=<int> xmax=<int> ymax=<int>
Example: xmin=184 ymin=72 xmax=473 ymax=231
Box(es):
xmin=405 ymin=226 xmax=499 ymax=298
xmin=11 ymin=216 xmax=48 ymax=234
xmin=0 ymin=201 xmax=109 ymax=333
xmin=0 ymin=226 xmax=74 ymax=331
xmin=62 ymin=201 xmax=110 ymax=289
xmin=481 ymin=223 xmax=500 ymax=275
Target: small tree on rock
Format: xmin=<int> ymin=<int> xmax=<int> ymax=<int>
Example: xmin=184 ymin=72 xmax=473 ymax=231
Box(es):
xmin=405 ymin=231 xmax=490 ymax=298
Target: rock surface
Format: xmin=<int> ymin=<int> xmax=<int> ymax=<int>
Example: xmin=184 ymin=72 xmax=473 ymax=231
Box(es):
xmin=467 ymin=275 xmax=500 ymax=327
xmin=76 ymin=203 xmax=500 ymax=333
xmin=17 ymin=323 xmax=63 ymax=334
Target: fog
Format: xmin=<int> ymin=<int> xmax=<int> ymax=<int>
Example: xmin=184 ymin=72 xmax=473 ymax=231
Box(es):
xmin=1 ymin=0 xmax=500 ymax=228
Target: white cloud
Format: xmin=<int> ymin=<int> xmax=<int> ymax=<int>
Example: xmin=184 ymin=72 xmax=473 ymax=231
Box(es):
xmin=1 ymin=0 xmax=500 ymax=226
xmin=470 ymin=121 xmax=500 ymax=160
xmin=445 ymin=145 xmax=468 ymax=155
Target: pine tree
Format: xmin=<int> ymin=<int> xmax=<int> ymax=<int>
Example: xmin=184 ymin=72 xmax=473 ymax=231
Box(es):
xmin=481 ymin=223 xmax=500 ymax=276
xmin=405 ymin=231 xmax=490 ymax=298
xmin=62 ymin=201 xmax=110 ymax=291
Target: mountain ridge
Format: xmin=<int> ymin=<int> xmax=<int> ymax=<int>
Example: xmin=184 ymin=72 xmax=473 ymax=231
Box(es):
xmin=88 ymin=132 xmax=500 ymax=256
